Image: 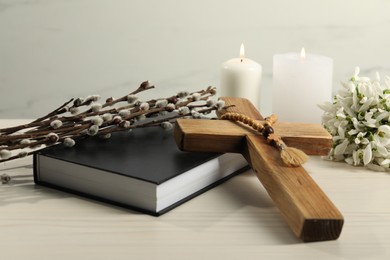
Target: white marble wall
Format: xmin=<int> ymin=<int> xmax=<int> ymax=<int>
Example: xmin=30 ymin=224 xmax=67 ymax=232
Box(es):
xmin=1 ymin=0 xmax=390 ymax=118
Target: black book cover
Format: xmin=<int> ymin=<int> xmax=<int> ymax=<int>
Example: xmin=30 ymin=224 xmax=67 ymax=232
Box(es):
xmin=33 ymin=127 xmax=248 ymax=215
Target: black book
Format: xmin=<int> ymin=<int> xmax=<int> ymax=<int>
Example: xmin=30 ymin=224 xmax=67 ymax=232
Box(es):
xmin=33 ymin=127 xmax=248 ymax=216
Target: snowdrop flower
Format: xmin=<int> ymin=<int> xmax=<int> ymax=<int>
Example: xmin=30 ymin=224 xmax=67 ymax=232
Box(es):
xmin=372 ymin=135 xmax=389 ymax=157
xmin=363 ymin=143 xmax=373 ymax=165
xmin=320 ymin=67 xmax=390 ymax=171
xmin=378 ymin=125 xmax=390 ymax=139
xmin=354 ymin=132 xmax=369 ymax=145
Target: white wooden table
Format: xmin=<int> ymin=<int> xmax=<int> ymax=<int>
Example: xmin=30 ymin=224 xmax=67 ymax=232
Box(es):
xmin=1 ymin=119 xmax=390 ymax=260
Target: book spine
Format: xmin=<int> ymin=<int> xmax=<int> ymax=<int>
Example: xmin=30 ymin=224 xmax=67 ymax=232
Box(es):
xmin=32 ymin=153 xmax=41 ymax=184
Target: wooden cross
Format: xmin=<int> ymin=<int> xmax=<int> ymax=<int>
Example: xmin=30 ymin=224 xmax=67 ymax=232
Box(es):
xmin=174 ymin=97 xmax=344 ymax=242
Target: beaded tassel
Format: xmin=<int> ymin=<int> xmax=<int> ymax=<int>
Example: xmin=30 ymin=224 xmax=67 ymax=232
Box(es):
xmin=221 ymin=112 xmax=308 ymax=167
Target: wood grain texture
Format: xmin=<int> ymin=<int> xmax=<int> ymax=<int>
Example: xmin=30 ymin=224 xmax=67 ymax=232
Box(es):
xmin=174 ymin=120 xmax=332 ymax=155
xmin=245 ymin=135 xmax=343 ymax=241
xmin=217 ymin=97 xmax=263 ymax=120
xmin=273 ymin=122 xmax=332 ymax=155
xmin=174 ymin=97 xmax=343 ymax=242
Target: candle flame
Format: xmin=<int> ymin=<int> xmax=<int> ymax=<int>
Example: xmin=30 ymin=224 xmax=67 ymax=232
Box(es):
xmin=300 ymin=47 xmax=306 ymax=59
xmin=240 ymin=43 xmax=245 ymax=62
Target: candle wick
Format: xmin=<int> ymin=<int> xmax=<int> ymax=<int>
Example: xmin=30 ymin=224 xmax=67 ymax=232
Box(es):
xmin=240 ymin=58 xmax=243 ymax=62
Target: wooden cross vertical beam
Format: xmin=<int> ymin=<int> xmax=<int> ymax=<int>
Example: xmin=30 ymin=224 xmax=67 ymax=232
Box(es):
xmin=174 ymin=97 xmax=344 ymax=242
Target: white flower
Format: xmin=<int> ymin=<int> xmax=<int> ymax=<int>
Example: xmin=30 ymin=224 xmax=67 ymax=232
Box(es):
xmin=320 ymin=67 xmax=390 ymax=171
xmin=378 ymin=125 xmax=390 ymax=139
xmin=363 ymin=112 xmax=376 ymax=128
xmin=372 ymin=135 xmax=389 ymax=157
xmin=363 ymin=143 xmax=373 ymax=165
xmin=334 ymin=139 xmax=349 ymax=155
xmin=354 ymin=67 xmax=360 ymax=78
xmin=354 ymin=132 xmax=369 ymax=145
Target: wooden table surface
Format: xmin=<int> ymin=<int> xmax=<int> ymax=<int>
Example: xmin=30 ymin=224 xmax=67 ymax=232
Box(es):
xmin=1 ymin=120 xmax=390 ymax=260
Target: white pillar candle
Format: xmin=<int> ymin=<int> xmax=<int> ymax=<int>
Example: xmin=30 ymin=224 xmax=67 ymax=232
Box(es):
xmin=220 ymin=44 xmax=262 ymax=108
xmin=272 ymin=48 xmax=333 ymax=123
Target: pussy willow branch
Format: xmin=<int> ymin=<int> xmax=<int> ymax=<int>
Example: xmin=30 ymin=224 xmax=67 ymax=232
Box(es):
xmin=0 ymin=81 xmax=223 ymax=163
xmin=0 ymin=81 xmax=154 ymax=134
xmin=98 ymin=105 xmax=235 ymax=136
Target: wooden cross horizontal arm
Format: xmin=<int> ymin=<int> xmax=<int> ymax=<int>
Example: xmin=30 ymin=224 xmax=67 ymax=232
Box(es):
xmin=174 ymin=119 xmax=332 ymax=156
xmin=174 ymin=97 xmax=344 ymax=242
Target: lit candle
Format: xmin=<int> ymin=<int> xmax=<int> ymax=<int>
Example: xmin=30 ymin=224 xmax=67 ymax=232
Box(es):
xmin=272 ymin=48 xmax=333 ymax=123
xmin=220 ymin=43 xmax=262 ymax=108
